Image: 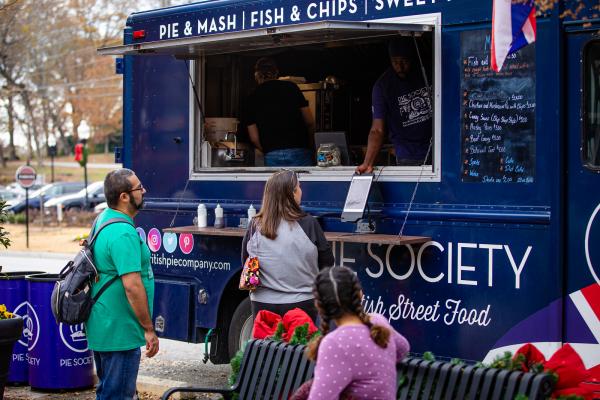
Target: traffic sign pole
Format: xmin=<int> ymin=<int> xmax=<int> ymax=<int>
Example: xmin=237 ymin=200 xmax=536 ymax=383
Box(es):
xmin=25 ymin=189 xmax=29 ymax=248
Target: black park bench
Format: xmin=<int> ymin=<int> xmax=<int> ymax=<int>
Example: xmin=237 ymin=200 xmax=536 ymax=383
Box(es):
xmin=161 ymin=339 xmax=555 ymax=400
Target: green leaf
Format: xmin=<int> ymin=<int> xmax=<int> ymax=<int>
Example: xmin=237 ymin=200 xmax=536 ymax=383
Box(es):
xmin=271 ymin=322 xmax=285 ymax=342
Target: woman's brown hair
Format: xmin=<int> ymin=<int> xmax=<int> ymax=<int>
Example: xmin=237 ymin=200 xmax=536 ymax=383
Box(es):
xmin=306 ymin=267 xmax=390 ymax=361
xmin=254 ymin=170 xmax=306 ymax=240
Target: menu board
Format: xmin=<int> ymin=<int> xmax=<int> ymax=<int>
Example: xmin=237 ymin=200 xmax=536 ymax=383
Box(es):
xmin=461 ymin=30 xmax=536 ymax=183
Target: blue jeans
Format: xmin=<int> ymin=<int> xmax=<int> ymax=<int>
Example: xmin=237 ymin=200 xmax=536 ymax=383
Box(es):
xmin=264 ymin=148 xmax=313 ymax=167
xmin=94 ymin=348 xmax=141 ymax=400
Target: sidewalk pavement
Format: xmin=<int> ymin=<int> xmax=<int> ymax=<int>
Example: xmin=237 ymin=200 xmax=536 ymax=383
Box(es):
xmin=3 ymin=361 xmax=230 ymax=400
xmin=3 ymin=375 xmax=221 ymax=400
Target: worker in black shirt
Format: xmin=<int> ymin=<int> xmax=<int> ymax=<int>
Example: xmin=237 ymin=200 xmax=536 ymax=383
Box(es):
xmin=246 ymin=57 xmax=315 ymax=166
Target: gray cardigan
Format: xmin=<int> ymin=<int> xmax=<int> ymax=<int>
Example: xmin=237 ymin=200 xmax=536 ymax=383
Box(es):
xmin=241 ymin=215 xmax=334 ymax=304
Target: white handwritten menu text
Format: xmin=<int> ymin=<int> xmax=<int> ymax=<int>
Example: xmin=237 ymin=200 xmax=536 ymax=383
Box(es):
xmin=460 ymin=30 xmax=536 ymax=183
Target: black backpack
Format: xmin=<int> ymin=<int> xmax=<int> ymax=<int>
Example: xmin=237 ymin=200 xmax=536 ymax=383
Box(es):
xmin=51 ymin=216 xmax=132 ymax=325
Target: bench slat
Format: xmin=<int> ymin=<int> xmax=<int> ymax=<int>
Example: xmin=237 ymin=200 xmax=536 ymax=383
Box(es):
xmin=409 ymin=360 xmax=433 ymax=399
xmin=455 ymin=365 xmax=477 ymax=399
xmin=432 ymin=362 xmax=453 ymax=400
xmin=442 ymin=364 xmax=464 ymax=400
xmin=254 ymin=341 xmax=282 ymax=398
xmin=419 ymin=361 xmax=445 ymax=400
xmin=528 ymin=372 xmax=555 ymax=400
xmin=515 ymin=371 xmax=535 ymax=398
xmin=281 ymin=345 xmax=308 ymax=398
xmin=238 ymin=340 xmax=271 ymax=399
xmin=398 ymin=358 xmax=424 ymax=399
xmin=491 ymin=369 xmax=511 ymax=400
xmin=291 ymin=346 xmax=312 ymax=392
xmin=479 ymin=368 xmax=500 ymax=399
xmin=503 ymin=370 xmax=524 ymax=400
xmin=271 ymin=343 xmax=297 ymax=398
xmin=466 ymin=367 xmax=489 ymax=400
xmin=262 ymin=341 xmax=288 ymax=397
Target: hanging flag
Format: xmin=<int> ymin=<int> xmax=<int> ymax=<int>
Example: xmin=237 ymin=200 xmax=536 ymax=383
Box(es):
xmin=491 ymin=0 xmax=536 ymax=72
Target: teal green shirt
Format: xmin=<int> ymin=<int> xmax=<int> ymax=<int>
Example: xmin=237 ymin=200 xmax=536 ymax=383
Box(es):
xmin=85 ymin=208 xmax=154 ymax=351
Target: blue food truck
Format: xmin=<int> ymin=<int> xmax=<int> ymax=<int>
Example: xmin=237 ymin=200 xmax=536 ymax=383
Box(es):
xmin=98 ymin=0 xmax=600 ymax=370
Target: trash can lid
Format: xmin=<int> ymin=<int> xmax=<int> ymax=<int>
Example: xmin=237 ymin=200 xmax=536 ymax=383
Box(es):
xmin=0 ymin=271 xmax=45 ymax=280
xmin=26 ymin=273 xmax=61 ymax=282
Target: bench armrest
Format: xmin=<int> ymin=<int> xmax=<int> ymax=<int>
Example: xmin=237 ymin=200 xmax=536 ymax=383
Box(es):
xmin=161 ymin=386 xmax=235 ymax=400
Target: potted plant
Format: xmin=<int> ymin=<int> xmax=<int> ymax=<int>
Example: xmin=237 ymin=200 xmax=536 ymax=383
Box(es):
xmin=1 ymin=199 xmax=21 ymax=398
xmin=0 ymin=199 xmax=9 ymax=253
xmin=0 ymin=304 xmax=23 ymax=399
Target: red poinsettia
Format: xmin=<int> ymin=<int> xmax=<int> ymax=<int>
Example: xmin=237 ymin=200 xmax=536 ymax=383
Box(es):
xmin=513 ymin=343 xmax=595 ymax=400
xmin=252 ymin=308 xmax=318 ymax=342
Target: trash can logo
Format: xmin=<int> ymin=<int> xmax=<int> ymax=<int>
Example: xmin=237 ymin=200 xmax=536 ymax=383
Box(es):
xmin=59 ymin=323 xmax=89 ymax=353
xmin=147 ymin=228 xmax=162 ymax=252
xmin=13 ymin=301 xmax=39 ymax=350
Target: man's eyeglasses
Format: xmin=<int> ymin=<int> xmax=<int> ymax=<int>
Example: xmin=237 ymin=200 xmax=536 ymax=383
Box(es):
xmin=126 ymin=184 xmax=145 ymax=193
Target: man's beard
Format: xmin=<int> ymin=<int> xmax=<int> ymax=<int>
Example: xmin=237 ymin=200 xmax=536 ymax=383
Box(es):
xmin=129 ymin=194 xmax=144 ymax=211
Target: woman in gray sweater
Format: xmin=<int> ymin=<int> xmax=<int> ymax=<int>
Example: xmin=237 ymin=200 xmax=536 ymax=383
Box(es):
xmin=241 ymin=170 xmax=334 ymax=321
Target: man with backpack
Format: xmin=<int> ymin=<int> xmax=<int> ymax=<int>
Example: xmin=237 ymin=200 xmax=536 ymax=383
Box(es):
xmin=85 ymin=168 xmax=159 ymax=400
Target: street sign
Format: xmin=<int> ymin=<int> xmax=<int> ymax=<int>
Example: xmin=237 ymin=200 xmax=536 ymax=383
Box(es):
xmin=15 ymin=165 xmax=37 ymax=189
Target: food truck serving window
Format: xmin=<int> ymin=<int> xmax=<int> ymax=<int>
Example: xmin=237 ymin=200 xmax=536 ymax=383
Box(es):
xmin=100 ymin=19 xmax=441 ymax=181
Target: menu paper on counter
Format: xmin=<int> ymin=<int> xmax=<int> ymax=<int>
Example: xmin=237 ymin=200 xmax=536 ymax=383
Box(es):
xmin=460 ymin=29 xmax=536 ymax=183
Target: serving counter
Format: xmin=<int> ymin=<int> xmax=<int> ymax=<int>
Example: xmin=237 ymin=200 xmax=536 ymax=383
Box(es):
xmin=163 ymin=226 xmax=430 ymax=245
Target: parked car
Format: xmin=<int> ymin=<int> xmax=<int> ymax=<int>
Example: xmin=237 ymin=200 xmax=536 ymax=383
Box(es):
xmin=8 ymin=182 xmax=85 ymax=213
xmin=44 ymin=181 xmax=105 ymax=211
xmin=4 ymin=182 xmax=43 ymax=196
xmin=0 ymin=189 xmax=20 ymax=202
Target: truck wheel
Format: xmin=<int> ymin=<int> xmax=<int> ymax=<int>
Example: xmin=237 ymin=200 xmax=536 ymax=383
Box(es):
xmin=228 ymin=297 xmax=254 ymax=359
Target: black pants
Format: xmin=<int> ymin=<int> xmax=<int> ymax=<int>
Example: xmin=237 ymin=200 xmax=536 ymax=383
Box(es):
xmin=251 ymin=299 xmax=318 ymax=323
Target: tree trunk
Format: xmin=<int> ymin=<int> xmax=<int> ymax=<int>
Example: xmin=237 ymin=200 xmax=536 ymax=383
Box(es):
xmin=19 ymin=91 xmax=41 ymax=166
xmin=0 ymin=140 xmax=5 ymax=168
xmin=6 ymin=95 xmax=17 ymax=160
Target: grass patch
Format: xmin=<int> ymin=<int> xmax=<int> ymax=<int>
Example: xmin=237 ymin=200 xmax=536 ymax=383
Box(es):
xmin=1 ymin=160 xmax=112 ymax=185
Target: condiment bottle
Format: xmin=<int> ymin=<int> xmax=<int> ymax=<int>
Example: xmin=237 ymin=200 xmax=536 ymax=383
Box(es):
xmin=197 ymin=203 xmax=207 ymax=228
xmin=214 ymin=204 xmax=224 ymax=228
xmin=247 ymin=204 xmax=256 ymax=220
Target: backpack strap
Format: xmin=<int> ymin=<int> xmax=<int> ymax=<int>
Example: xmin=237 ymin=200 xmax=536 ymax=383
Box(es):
xmin=92 ymin=275 xmax=120 ymax=302
xmin=87 ymin=216 xmax=135 ymax=302
xmin=87 ymin=217 xmax=134 ymax=248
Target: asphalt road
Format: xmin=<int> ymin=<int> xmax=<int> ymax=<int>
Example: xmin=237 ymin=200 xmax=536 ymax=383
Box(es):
xmin=0 ymin=251 xmax=231 ymax=399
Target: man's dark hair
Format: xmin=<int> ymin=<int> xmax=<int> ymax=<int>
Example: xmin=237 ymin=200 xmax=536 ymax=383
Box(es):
xmin=254 ymin=57 xmax=279 ymax=80
xmin=388 ymin=38 xmax=416 ymax=59
xmin=104 ymin=168 xmax=135 ymax=208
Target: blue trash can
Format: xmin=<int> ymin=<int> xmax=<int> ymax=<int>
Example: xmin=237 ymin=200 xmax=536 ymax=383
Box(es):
xmin=26 ymin=274 xmax=94 ymax=390
xmin=0 ymin=271 xmax=43 ymax=384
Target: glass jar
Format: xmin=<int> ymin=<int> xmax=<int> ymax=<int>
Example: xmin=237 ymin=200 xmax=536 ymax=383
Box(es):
xmin=317 ymin=143 xmax=341 ymax=167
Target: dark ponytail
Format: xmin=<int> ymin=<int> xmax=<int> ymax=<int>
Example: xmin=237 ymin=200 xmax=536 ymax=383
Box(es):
xmin=349 ymin=272 xmax=390 ymax=349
